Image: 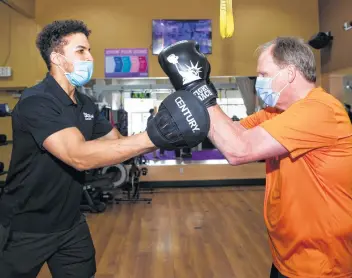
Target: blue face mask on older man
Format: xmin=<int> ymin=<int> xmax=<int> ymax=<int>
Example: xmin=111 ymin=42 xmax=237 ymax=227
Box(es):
xmin=255 ymin=71 xmax=289 ymax=107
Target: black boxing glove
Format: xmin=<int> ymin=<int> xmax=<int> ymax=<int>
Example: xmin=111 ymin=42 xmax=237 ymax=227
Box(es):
xmin=147 ymin=90 xmax=210 ymax=150
xmin=158 ymin=40 xmax=217 ymax=108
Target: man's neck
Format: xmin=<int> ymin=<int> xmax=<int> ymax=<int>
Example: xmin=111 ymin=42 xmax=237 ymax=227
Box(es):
xmin=49 ymin=69 xmax=76 ymax=102
xmin=279 ymin=82 xmax=316 ymax=110
xmin=291 ymin=83 xmax=316 ymax=102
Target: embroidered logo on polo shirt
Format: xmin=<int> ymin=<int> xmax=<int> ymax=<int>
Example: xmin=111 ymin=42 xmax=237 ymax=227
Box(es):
xmin=83 ymin=112 xmax=94 ymax=121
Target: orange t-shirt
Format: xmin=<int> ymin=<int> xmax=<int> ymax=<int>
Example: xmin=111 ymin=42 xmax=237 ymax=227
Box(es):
xmin=240 ymin=87 xmax=352 ymax=278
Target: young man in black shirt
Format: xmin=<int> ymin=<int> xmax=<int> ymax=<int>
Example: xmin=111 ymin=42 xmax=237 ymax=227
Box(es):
xmin=0 ymin=20 xmax=210 ymax=278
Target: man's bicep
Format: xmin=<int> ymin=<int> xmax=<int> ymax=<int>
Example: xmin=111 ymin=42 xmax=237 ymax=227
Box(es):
xmin=97 ymin=128 xmax=123 ymax=140
xmin=239 ymin=108 xmax=277 ymax=129
xmin=239 ymin=126 xmax=288 ymax=163
xmin=259 ymin=101 xmax=338 ymax=159
xmin=91 ymin=112 xmax=114 ymax=140
xmin=43 ymin=127 xmax=86 ymax=169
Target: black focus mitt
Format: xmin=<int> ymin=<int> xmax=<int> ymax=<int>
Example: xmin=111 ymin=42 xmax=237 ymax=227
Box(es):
xmin=147 ymin=90 xmax=210 ymax=150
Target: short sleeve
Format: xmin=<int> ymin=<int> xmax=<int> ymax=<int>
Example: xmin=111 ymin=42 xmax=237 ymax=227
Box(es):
xmin=91 ymin=109 xmax=113 ymax=140
xmin=18 ymin=95 xmax=75 ymax=149
xmin=260 ymin=100 xmax=338 ymax=159
xmin=240 ymin=107 xmax=279 ymax=129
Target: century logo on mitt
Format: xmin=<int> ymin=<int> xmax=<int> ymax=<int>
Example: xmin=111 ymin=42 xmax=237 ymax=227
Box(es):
xmin=175 ymin=96 xmax=200 ymax=133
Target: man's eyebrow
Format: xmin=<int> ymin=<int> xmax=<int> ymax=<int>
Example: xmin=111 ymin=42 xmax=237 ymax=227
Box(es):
xmin=75 ymin=45 xmax=90 ymax=50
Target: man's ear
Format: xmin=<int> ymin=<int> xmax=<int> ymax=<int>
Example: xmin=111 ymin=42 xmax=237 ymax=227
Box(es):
xmin=287 ymin=64 xmax=296 ymax=83
xmin=50 ymin=52 xmax=60 ymax=66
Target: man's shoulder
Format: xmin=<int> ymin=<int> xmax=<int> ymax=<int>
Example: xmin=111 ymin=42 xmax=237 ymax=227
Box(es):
xmin=283 ymin=87 xmax=345 ymax=120
xmin=19 ymin=81 xmax=57 ymax=104
xmin=277 ymin=87 xmax=342 ymax=125
xmin=20 ymin=81 xmax=46 ymax=99
xmin=302 ymin=87 xmax=341 ymax=108
xmin=15 ymin=85 xmax=60 ymax=115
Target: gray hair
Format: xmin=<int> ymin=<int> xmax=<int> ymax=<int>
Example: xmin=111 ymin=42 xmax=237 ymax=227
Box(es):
xmin=256 ymin=37 xmax=316 ymax=83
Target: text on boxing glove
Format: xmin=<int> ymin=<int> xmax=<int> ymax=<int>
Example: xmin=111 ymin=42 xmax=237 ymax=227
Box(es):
xmin=192 ymin=84 xmax=214 ymax=102
xmin=175 ymin=96 xmax=200 ymax=133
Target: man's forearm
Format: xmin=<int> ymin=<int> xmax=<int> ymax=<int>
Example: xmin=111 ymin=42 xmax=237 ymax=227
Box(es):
xmin=76 ymin=132 xmax=156 ymax=170
xmin=207 ymin=105 xmax=249 ymax=165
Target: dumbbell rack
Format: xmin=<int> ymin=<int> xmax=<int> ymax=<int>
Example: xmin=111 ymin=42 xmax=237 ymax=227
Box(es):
xmin=0 ymin=102 xmax=13 ymax=194
xmin=0 ymin=139 xmax=9 ymax=194
xmin=0 ymin=142 xmax=9 ymax=196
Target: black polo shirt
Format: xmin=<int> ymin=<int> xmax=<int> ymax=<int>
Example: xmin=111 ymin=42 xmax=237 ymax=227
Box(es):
xmin=0 ymin=73 xmax=113 ymax=233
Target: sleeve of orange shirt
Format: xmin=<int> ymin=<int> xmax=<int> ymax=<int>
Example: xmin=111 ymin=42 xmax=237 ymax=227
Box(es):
xmin=260 ymin=100 xmax=338 ymax=159
xmin=240 ymin=107 xmax=279 ymax=129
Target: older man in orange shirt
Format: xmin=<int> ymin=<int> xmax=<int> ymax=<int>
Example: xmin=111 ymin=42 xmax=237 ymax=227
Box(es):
xmin=159 ymin=36 xmax=352 ymax=277
xmin=211 ymin=37 xmax=352 ymax=278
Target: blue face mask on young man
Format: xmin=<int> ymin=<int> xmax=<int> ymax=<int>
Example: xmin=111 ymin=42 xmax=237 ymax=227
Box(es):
xmin=56 ymin=53 xmax=94 ymax=87
xmin=255 ymin=71 xmax=289 ymax=107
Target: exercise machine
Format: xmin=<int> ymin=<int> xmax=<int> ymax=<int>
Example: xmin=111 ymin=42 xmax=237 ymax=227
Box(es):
xmin=80 ymin=153 xmax=152 ymax=213
xmin=115 ymin=154 xmax=152 ymax=204
xmin=80 ymin=177 xmax=115 ymax=213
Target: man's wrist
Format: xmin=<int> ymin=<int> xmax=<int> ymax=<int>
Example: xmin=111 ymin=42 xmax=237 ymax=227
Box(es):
xmin=142 ymin=131 xmax=157 ymax=149
xmin=207 ymin=104 xmax=221 ymax=114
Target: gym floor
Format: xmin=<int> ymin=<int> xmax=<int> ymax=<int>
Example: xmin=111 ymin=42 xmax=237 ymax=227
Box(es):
xmin=38 ymin=186 xmax=271 ymax=278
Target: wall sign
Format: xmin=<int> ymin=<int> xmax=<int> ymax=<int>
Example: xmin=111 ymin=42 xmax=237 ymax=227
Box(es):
xmin=104 ymin=48 xmax=149 ymax=78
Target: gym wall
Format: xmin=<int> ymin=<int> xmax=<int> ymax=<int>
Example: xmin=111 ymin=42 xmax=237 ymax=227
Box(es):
xmin=0 ymin=3 xmax=39 ymax=88
xmin=0 ymin=0 xmax=321 ymax=88
xmin=36 ymin=0 xmax=321 ymax=79
xmin=0 ymin=0 xmax=321 ymax=178
xmin=319 ymin=0 xmax=352 ymax=75
xmin=318 ymin=0 xmax=352 ymax=105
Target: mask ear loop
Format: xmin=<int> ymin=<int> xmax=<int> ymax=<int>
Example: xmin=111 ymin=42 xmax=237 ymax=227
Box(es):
xmin=272 ymin=70 xmax=282 ymax=79
xmin=269 ymin=69 xmax=290 ymax=104
xmin=52 ymin=52 xmax=70 ymax=74
xmin=277 ymin=82 xmax=289 ymax=94
xmin=275 ymin=69 xmax=290 ymax=95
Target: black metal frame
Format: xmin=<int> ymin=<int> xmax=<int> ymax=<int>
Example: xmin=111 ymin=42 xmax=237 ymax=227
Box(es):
xmin=115 ymin=155 xmax=152 ymax=204
xmin=80 ymin=154 xmax=153 ymax=213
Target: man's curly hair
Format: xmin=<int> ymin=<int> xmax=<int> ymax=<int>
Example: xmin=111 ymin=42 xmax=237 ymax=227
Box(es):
xmin=36 ymin=19 xmax=91 ymax=70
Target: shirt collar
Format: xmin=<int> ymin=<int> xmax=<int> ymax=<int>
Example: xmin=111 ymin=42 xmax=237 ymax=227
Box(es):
xmin=43 ymin=73 xmax=83 ymax=106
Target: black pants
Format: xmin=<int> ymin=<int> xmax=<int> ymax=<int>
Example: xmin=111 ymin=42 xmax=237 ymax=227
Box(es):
xmin=270 ymin=263 xmax=288 ymax=278
xmin=0 ymin=214 xmax=96 ymax=278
